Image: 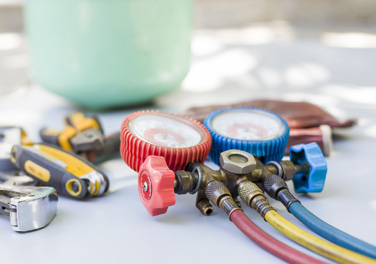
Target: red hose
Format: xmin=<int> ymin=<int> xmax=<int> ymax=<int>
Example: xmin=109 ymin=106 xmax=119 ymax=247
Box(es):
xmin=230 ymin=210 xmax=327 ymax=264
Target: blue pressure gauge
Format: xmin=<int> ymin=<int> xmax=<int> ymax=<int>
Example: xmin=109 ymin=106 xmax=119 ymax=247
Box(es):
xmin=203 ymin=107 xmax=289 ymax=165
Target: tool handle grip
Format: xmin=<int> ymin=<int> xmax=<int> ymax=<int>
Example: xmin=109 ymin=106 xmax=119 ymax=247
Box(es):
xmin=39 ymin=128 xmax=60 ymax=147
xmin=10 ymin=145 xmax=89 ymax=199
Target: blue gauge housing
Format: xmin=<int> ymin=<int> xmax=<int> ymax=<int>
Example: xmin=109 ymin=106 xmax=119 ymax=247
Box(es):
xmin=203 ymin=107 xmax=290 ymax=165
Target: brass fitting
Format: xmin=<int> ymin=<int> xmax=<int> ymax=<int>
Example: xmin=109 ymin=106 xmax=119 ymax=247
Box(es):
xmin=238 ymin=181 xmax=273 ymax=218
xmin=205 ymin=180 xmax=231 ymax=207
xmin=168 ymin=148 xmax=309 ymax=219
xmin=196 ymin=199 xmax=214 ymax=216
xmin=266 ymin=161 xmax=296 ymax=181
xmin=262 ymin=174 xmax=299 ymax=210
xmin=233 ymin=198 xmax=242 ymax=208
xmin=279 ymin=161 xmax=296 ymax=181
xmin=175 ymin=156 xmax=293 ymax=218
xmin=174 ymin=165 xmax=237 ymax=216
xmin=220 ymin=150 xmax=257 ymax=175
xmin=263 ymin=174 xmax=287 ymax=198
xmin=196 ymin=190 xmax=213 ymax=216
xmin=205 ymin=180 xmax=241 ymax=217
xmin=219 ymin=196 xmax=241 ymax=217
xmin=174 ymin=170 xmax=196 ymax=194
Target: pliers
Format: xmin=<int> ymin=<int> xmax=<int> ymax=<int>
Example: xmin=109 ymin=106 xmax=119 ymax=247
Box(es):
xmin=40 ymin=112 xmax=104 ymax=153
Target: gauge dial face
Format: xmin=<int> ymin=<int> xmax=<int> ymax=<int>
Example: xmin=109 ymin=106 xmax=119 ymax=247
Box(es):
xmin=211 ymin=109 xmax=285 ymax=141
xmin=129 ymin=113 xmax=204 ymax=148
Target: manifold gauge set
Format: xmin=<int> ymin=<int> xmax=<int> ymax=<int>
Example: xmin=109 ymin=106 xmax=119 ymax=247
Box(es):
xmin=119 ymin=107 xmax=376 ymax=264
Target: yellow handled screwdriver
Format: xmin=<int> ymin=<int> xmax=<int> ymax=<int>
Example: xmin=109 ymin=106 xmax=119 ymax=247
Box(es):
xmin=10 ymin=143 xmax=109 ymax=199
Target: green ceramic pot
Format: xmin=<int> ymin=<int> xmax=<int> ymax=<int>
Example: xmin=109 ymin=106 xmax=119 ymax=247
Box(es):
xmin=24 ymin=0 xmax=192 ymax=109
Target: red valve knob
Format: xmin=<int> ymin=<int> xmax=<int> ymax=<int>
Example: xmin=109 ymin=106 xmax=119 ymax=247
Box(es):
xmin=120 ymin=110 xmax=212 ymax=172
xmin=138 ymin=156 xmax=176 ymax=216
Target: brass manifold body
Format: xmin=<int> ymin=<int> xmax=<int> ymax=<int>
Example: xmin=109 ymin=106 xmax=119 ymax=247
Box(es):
xmin=173 ymin=150 xmax=307 ymax=218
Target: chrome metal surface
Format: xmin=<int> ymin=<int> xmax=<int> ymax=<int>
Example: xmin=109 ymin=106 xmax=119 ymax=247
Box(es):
xmin=0 ymin=185 xmax=58 ymax=232
xmin=71 ymin=128 xmax=104 ymax=152
xmin=81 ymin=171 xmax=107 ymax=196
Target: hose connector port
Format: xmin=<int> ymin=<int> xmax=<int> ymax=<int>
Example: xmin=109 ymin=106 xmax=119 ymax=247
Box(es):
xmin=263 ymin=175 xmax=299 ymax=210
xmin=196 ymin=199 xmax=214 ymax=216
xmin=174 ymin=170 xmax=196 ymax=194
xmin=205 ymin=180 xmax=241 ymax=217
xmin=263 ymin=174 xmax=288 ymax=199
xmin=238 ymin=181 xmax=273 ymax=218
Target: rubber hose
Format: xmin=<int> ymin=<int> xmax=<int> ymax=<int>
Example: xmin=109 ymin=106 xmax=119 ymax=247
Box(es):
xmin=230 ymin=210 xmax=327 ymax=264
xmin=289 ymin=202 xmax=376 ymax=259
xmin=264 ymin=210 xmax=376 ymax=264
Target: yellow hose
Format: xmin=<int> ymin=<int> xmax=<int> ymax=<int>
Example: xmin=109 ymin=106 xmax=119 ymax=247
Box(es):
xmin=264 ymin=210 xmax=376 ymax=264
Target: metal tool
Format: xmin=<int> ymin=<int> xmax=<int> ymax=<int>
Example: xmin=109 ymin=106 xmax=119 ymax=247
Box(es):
xmin=40 ymin=112 xmax=104 ymax=153
xmin=120 ymin=110 xmax=212 ymax=172
xmin=203 ymin=107 xmax=290 ymax=164
xmin=84 ymin=132 xmax=121 ymax=164
xmin=0 ymin=171 xmax=57 ymax=232
xmin=10 ymin=143 xmax=109 ymax=199
xmin=0 ymin=185 xmax=58 ymax=232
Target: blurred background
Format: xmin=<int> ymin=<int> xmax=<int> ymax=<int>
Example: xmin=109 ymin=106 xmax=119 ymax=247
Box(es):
xmin=1 ymin=0 xmax=376 ymax=109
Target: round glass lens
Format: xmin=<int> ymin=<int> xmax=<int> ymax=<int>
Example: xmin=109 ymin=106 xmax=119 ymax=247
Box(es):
xmin=129 ymin=113 xmax=204 ymax=148
xmin=211 ymin=109 xmax=285 ymax=140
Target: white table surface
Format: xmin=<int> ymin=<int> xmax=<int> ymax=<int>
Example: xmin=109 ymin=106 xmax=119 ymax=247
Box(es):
xmin=1 ymin=29 xmax=376 ymax=264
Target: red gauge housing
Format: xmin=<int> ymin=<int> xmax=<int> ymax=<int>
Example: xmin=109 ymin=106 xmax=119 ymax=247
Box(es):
xmin=120 ymin=110 xmax=212 ymax=172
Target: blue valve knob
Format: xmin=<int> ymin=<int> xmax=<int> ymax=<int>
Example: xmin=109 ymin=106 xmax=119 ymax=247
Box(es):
xmin=203 ymin=107 xmax=289 ymax=165
xmin=289 ymin=142 xmax=327 ymax=193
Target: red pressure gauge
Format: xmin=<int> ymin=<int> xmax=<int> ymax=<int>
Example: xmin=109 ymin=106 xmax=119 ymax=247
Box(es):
xmin=120 ymin=110 xmax=211 ymax=216
xmin=120 ymin=110 xmax=212 ymax=172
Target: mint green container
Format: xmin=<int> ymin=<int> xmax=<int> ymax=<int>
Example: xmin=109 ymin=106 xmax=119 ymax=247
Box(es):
xmin=24 ymin=0 xmax=192 ymax=109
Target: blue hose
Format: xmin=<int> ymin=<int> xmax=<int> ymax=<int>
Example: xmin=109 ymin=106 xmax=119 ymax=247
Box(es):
xmin=289 ymin=201 xmax=376 ymax=259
